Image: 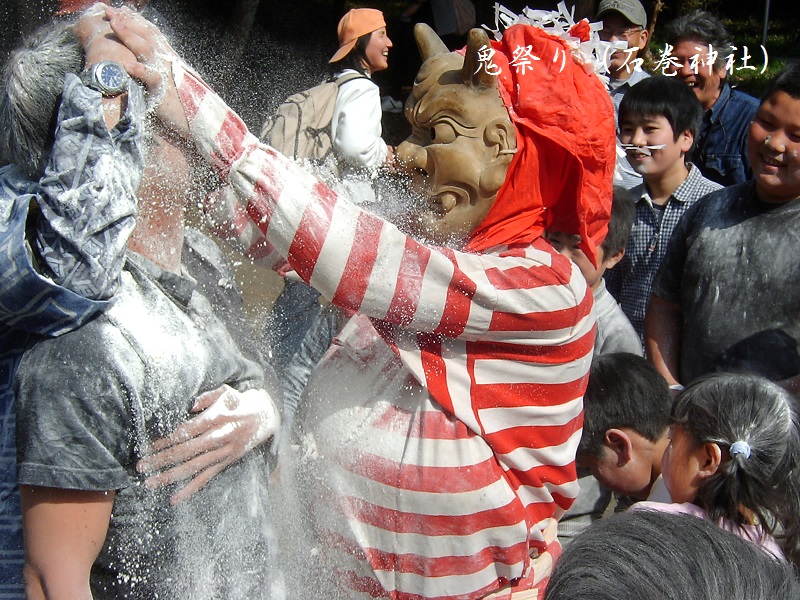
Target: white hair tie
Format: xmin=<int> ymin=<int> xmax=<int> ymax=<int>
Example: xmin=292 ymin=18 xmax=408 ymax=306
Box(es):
xmin=730 ymin=441 xmax=751 ymax=459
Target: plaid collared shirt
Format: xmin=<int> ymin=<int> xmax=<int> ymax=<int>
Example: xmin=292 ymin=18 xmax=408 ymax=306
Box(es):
xmin=605 ymin=163 xmax=722 ymax=342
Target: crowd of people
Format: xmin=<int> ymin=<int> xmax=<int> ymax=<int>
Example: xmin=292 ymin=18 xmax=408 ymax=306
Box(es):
xmin=0 ymin=1 xmax=798 ymax=599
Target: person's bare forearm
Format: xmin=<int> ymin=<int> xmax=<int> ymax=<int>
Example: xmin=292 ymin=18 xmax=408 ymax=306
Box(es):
xmin=644 ymin=294 xmax=683 ymax=387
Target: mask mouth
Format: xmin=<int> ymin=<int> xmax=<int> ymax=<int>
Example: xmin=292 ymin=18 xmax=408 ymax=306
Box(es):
xmin=621 ymin=144 xmax=667 ymax=156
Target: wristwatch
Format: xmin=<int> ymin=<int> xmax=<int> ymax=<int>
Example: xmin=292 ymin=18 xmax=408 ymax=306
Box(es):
xmin=81 ymin=61 xmax=130 ymax=97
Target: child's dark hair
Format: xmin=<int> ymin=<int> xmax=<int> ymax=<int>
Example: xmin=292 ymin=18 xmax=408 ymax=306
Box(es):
xmin=330 ymin=32 xmax=373 ymax=76
xmin=618 ymin=75 xmax=703 ymax=152
xmin=578 ymin=353 xmax=672 ymax=458
xmin=761 ymin=63 xmax=800 ymax=104
xmin=671 ymin=373 xmax=800 ymax=554
xmin=600 ymin=186 xmax=635 ymax=256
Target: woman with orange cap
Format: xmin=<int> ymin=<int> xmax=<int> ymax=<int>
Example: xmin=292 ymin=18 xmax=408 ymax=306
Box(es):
xmin=328 ymin=7 xmax=395 ymax=198
xmin=264 ymin=8 xmax=397 ymax=437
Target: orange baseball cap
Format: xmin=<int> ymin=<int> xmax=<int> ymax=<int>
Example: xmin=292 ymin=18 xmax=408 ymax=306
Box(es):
xmin=329 ymin=8 xmax=386 ymax=63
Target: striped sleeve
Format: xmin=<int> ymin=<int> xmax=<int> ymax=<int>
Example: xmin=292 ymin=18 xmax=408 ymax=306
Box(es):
xmin=174 ymin=62 xmax=588 ymax=342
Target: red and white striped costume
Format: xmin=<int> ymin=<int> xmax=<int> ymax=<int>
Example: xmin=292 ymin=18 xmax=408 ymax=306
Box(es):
xmin=171 ymin=27 xmax=607 ymax=594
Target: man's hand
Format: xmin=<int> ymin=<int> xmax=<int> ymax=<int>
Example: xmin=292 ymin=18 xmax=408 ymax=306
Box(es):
xmin=105 ymin=5 xmax=190 ymax=136
xmin=74 ymin=4 xmax=139 ymax=129
xmin=136 ymin=385 xmax=280 ymax=504
xmin=74 ymin=4 xmax=136 ymax=72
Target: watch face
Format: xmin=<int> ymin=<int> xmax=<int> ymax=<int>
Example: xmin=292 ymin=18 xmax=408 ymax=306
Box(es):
xmin=99 ymin=62 xmax=127 ymax=91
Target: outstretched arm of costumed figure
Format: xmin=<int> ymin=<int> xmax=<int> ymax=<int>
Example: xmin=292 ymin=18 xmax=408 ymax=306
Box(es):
xmin=108 ymin=9 xmax=586 ymax=342
xmin=136 ymin=385 xmax=280 ymax=503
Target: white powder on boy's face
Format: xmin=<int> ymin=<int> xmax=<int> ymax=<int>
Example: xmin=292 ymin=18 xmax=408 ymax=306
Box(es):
xmin=621 ymin=143 xmax=667 ymax=156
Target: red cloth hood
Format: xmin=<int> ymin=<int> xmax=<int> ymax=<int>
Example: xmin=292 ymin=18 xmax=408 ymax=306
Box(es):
xmin=465 ymin=23 xmax=615 ymax=267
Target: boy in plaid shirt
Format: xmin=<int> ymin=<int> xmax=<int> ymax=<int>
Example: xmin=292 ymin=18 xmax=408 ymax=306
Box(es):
xmin=605 ymin=75 xmax=721 ymax=343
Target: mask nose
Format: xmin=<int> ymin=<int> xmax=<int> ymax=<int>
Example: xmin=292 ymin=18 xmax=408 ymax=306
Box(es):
xmin=395 ymin=139 xmax=427 ymax=173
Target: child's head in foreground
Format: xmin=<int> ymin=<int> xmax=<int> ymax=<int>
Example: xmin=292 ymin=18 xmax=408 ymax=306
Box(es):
xmin=747 ymin=63 xmax=800 ymax=204
xmin=664 ymin=373 xmax=800 ymax=554
xmin=618 ymin=75 xmax=703 ymax=182
xmin=577 ymin=352 xmax=672 ymax=499
xmin=546 ymin=186 xmax=635 ymax=288
xmin=546 ymin=510 xmax=800 ymax=600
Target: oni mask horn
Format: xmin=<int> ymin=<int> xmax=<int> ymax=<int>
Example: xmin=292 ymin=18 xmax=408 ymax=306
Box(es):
xmin=461 ymin=28 xmax=496 ymax=88
xmin=413 ymin=23 xmax=497 ymax=90
xmin=413 ymin=23 xmax=449 ymax=61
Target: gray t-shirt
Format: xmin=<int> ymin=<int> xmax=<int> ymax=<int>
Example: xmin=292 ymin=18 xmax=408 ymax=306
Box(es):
xmin=593 ymin=279 xmax=642 ymax=357
xmin=653 ymin=182 xmax=800 ymax=383
xmin=16 ymin=231 xmax=276 ymax=599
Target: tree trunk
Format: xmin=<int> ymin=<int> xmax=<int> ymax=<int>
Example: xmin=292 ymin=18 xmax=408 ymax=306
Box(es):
xmin=573 ymin=0 xmax=597 ymax=21
xmin=222 ymin=0 xmax=262 ymax=65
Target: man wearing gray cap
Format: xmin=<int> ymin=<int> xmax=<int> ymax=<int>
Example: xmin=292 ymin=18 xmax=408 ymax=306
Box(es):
xmin=597 ymin=0 xmax=651 ymax=189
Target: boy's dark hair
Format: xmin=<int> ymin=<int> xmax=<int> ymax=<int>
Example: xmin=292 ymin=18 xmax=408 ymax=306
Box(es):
xmin=761 ymin=63 xmax=800 ymax=104
xmin=600 ymin=186 xmax=635 ymax=256
xmin=664 ymin=9 xmax=733 ymax=73
xmin=618 ymin=75 xmax=703 ymax=153
xmin=578 ymin=353 xmax=671 ymax=458
xmin=330 ymin=31 xmax=372 ymax=76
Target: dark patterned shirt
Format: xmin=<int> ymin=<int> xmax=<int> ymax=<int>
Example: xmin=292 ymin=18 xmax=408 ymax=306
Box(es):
xmin=0 ymin=75 xmax=144 ymax=598
xmin=693 ymin=83 xmax=759 ymax=187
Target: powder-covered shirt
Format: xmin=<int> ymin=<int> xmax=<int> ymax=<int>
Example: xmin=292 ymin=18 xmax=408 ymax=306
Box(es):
xmin=605 ymin=163 xmax=721 ymax=342
xmin=174 ymin=60 xmax=593 ymax=599
xmin=653 ymin=181 xmax=800 ymax=383
xmin=16 ymin=230 xmax=276 ymax=599
xmin=592 ymin=278 xmax=642 ymax=356
xmin=0 ymin=75 xmax=144 ymax=599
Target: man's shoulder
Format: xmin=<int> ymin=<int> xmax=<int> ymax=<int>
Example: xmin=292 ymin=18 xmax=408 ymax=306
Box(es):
xmin=628 ymin=69 xmax=651 ymax=86
xmin=680 ymin=182 xmax=755 ymax=230
xmin=593 ymin=283 xmax=643 ymax=356
xmin=729 ymin=87 xmax=761 ymax=110
xmin=17 ymin=308 xmax=136 ymax=389
xmin=694 ymin=180 xmax=748 ymax=205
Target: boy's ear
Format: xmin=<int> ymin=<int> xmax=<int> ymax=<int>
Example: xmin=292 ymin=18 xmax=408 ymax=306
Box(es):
xmin=696 ymin=442 xmax=722 ymax=479
xmin=605 ymin=428 xmax=634 ymax=466
xmin=603 ymin=247 xmax=625 ymax=270
xmin=679 ymin=129 xmax=695 ymax=155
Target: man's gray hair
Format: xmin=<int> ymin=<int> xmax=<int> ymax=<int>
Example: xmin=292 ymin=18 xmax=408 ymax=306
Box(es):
xmin=547 ymin=510 xmax=800 ymax=600
xmin=664 ymin=9 xmax=734 ymax=74
xmin=0 ymin=17 xmax=83 ymax=178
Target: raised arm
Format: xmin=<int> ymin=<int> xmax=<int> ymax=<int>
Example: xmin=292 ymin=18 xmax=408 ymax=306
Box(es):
xmin=109 ymin=9 xmax=584 ymax=339
xmin=30 ymin=75 xmax=145 ymax=301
